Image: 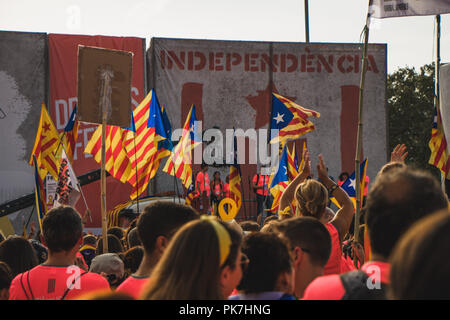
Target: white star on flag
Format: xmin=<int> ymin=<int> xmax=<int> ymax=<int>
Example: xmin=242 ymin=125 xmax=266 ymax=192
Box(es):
xmin=348 ymin=178 xmax=356 ymax=191
xmin=274 ymin=112 xmax=284 ymax=124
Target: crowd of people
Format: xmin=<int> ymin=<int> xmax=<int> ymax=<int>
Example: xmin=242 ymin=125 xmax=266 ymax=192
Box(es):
xmin=0 ymin=143 xmax=449 ymax=300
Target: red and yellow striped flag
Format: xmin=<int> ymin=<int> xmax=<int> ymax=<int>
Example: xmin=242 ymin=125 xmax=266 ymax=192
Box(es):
xmin=429 ymin=106 xmax=450 ymax=177
xmin=163 ymin=105 xmax=201 ymax=189
xmin=84 ymin=125 xmax=132 ymax=183
xmin=61 ymin=105 xmax=79 ymax=163
xmin=29 ymin=103 xmax=61 ymax=180
xmin=124 ymin=90 xmax=167 ymax=199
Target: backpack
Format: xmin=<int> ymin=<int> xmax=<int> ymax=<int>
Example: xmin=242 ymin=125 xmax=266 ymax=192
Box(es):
xmin=339 ymin=270 xmax=387 ymax=300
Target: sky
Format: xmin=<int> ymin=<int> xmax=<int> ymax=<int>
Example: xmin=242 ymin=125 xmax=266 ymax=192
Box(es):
xmin=0 ymin=0 xmax=449 ymax=74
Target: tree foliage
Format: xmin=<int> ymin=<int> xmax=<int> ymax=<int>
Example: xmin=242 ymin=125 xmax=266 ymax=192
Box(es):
xmin=387 ymin=63 xmax=441 ymax=178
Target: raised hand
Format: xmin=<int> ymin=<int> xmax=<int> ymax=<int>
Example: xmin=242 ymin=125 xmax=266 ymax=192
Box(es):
xmin=301 ymin=148 xmax=311 ymax=178
xmin=317 ymin=154 xmax=329 ymax=183
xmin=390 ymin=144 xmax=408 ymax=163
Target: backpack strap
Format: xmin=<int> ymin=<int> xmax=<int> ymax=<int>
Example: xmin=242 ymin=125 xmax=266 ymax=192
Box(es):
xmin=26 ymin=270 xmax=35 ymax=300
xmin=340 ymin=270 xmax=387 ymax=300
xmin=60 ymin=271 xmax=88 ymax=300
xmin=19 ymin=272 xmax=31 ymax=300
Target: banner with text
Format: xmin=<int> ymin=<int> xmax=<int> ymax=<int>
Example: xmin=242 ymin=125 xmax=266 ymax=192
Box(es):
xmin=147 ymin=38 xmax=387 ymax=220
xmin=369 ymin=0 xmax=450 ymax=19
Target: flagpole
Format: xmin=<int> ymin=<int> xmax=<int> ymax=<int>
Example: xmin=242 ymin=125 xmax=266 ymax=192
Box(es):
xmin=133 ymin=130 xmax=140 ymax=213
xmin=304 ymin=0 xmax=310 ymax=43
xmin=99 ymin=67 xmax=113 ymax=254
xmin=435 ymin=14 xmax=445 ymax=192
xmin=353 ymin=14 xmax=370 ymax=255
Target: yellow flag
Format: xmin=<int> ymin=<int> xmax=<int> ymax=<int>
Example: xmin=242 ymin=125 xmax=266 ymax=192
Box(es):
xmin=29 ymin=103 xmax=61 ymax=180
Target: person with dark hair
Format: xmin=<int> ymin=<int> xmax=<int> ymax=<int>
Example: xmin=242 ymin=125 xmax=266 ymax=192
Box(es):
xmin=263 ymin=215 xmax=278 ymax=225
xmin=302 ymin=167 xmax=448 ymax=300
xmin=0 ymin=261 xmax=12 ymax=300
xmin=107 ymin=227 xmax=125 ymax=244
xmin=210 ymin=171 xmax=224 ymax=215
xmin=29 ymin=239 xmax=48 ymax=265
xmin=126 ymin=227 xmax=141 ymax=248
xmin=118 ymin=209 xmax=138 ymax=229
xmin=389 ymin=210 xmax=450 ymax=299
xmin=0 ymin=236 xmax=38 ymax=278
xmin=274 ymin=217 xmax=331 ymax=298
xmin=337 ymin=172 xmax=349 ymax=187
xmin=196 ymin=163 xmax=210 ymax=214
xmin=142 ymin=217 xmax=243 ymax=300
xmin=8 ymin=206 xmax=109 ymax=300
xmin=96 ymin=234 xmax=124 ymax=255
xmin=123 ymin=246 xmax=144 ymax=275
xmin=230 ymin=232 xmax=295 ymax=300
xmin=239 ymin=221 xmax=260 ymax=234
xmin=116 ymin=201 xmax=199 ymax=299
xmin=79 ymin=235 xmax=97 ymax=268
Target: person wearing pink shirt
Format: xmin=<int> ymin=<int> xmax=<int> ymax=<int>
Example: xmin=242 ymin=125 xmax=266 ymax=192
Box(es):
xmin=302 ymin=167 xmax=448 ymax=299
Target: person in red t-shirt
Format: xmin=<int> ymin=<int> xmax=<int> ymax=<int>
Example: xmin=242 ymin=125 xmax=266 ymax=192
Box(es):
xmin=9 ymin=206 xmax=110 ymax=300
xmin=303 ymin=166 xmax=448 ymax=300
xmin=196 ymin=164 xmax=210 ymax=214
xmin=116 ymin=202 xmax=199 ymax=299
xmin=279 ymin=149 xmax=355 ymax=276
xmin=210 ymin=171 xmax=224 ymax=215
xmin=252 ymin=167 xmax=272 ymax=223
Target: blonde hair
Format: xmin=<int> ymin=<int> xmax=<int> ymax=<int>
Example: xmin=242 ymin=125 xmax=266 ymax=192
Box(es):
xmin=294 ymin=179 xmax=328 ymax=220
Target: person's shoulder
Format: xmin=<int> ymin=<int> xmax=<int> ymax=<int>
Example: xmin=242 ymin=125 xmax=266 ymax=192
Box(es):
xmin=82 ymin=272 xmax=109 ymax=286
xmin=301 ymin=274 xmax=345 ymax=300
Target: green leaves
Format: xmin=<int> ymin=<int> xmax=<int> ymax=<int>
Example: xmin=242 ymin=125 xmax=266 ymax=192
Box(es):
xmin=388 ymin=63 xmax=441 ymax=179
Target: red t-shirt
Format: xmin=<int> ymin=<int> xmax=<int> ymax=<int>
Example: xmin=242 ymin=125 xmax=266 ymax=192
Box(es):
xmin=224 ymin=183 xmax=230 ymax=198
xmin=196 ymin=172 xmax=210 ymax=196
xmin=252 ymin=175 xmax=270 ymax=196
xmin=9 ymin=265 xmax=110 ymax=300
xmin=323 ymin=223 xmax=343 ymax=275
xmin=116 ymin=275 xmax=149 ymax=300
xmin=301 ymin=261 xmax=391 ymax=300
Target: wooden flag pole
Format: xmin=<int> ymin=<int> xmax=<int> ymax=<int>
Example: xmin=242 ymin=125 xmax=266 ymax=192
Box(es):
xmin=100 ymin=66 xmax=114 ymax=254
xmin=353 ymin=15 xmax=370 ymax=265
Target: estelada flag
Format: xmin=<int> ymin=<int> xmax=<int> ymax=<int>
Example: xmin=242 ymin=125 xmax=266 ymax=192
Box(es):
xmin=29 ymin=103 xmax=62 ymax=180
xmin=163 ymin=105 xmax=202 ymax=189
xmin=331 ymin=158 xmax=368 ymax=210
xmin=125 ymin=90 xmax=169 ymax=199
xmin=268 ymin=144 xmax=290 ymax=212
xmin=269 ymin=93 xmax=320 ymax=145
xmin=84 ymin=124 xmax=132 ymax=184
xmin=61 ymin=105 xmax=79 ymax=164
xmin=287 ymin=142 xmax=299 ymax=182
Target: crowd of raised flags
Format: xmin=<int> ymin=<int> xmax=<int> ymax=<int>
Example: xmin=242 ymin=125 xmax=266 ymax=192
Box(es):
xmin=26 ymin=0 xmax=450 ymax=235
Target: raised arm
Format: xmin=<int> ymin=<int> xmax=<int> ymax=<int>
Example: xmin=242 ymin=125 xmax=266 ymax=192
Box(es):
xmin=279 ymin=148 xmax=311 ymax=213
xmin=317 ymin=154 xmax=354 ymax=243
xmin=390 ymin=144 xmax=408 ymax=163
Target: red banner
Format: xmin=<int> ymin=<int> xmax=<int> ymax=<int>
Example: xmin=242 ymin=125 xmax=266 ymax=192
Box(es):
xmin=48 ymin=34 xmax=145 ymax=232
